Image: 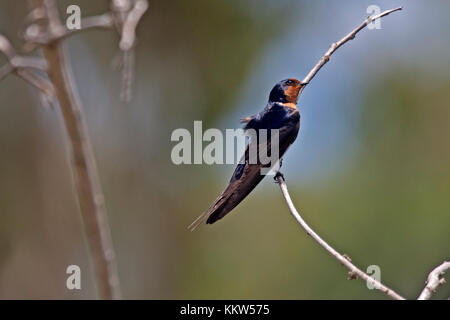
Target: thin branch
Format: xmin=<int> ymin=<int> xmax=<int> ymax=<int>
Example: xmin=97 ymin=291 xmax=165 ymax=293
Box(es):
xmin=15 ymin=68 xmax=56 ymax=107
xmin=119 ymin=0 xmax=148 ymax=52
xmin=78 ymin=13 xmax=114 ymax=34
xmin=271 ymin=7 xmax=406 ymax=299
xmin=10 ymin=56 xmax=47 ymax=71
xmin=0 ymin=33 xmax=16 ymax=59
xmin=1 ymin=33 xmax=47 ymax=71
xmin=15 ymin=67 xmax=47 ymax=86
xmin=120 ymin=49 xmax=135 ymax=103
xmin=43 ymin=44 xmax=121 ymax=299
xmin=21 ymin=0 xmax=148 ymax=297
xmin=24 ymin=1 xmax=148 ymax=103
xmin=23 ymin=13 xmax=114 ymax=45
xmin=417 ymin=261 xmax=450 ymax=300
xmin=0 ymin=55 xmax=54 ymax=105
xmin=109 ymin=0 xmax=132 ymax=33
xmin=275 ymin=173 xmax=406 ymax=300
xmin=300 ymin=7 xmax=402 ymax=91
xmin=110 ymin=0 xmax=148 ymax=103
xmin=283 ymin=6 xmax=449 ymax=300
xmin=0 ymin=32 xmax=53 ymax=102
xmin=31 ymin=0 xmax=121 ymax=299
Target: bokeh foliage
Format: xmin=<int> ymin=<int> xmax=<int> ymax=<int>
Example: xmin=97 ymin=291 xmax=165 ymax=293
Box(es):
xmin=0 ymin=0 xmax=448 ymax=299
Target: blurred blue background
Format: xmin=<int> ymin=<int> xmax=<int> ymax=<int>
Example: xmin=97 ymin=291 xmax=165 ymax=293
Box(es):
xmin=0 ymin=0 xmax=449 ymax=299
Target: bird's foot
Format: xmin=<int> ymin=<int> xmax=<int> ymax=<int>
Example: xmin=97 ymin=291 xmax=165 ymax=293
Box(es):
xmin=274 ymin=171 xmax=285 ymax=183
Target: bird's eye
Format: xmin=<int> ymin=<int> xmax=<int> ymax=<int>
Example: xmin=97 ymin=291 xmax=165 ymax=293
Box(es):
xmin=286 ymin=80 xmax=293 ymax=85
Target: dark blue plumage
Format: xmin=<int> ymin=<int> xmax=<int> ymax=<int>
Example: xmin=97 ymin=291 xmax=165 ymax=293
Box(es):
xmin=188 ymin=78 xmax=307 ymax=230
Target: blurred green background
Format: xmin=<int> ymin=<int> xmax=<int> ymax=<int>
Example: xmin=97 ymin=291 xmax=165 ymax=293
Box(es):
xmin=0 ymin=0 xmax=449 ymax=299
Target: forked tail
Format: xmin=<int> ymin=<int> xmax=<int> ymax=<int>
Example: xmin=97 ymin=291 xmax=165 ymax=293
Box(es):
xmin=187 ymin=209 xmax=211 ymax=231
xmin=187 ymin=194 xmax=228 ymax=231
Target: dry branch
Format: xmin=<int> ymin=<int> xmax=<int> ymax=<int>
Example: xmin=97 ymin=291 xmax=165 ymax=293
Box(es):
xmin=0 ymin=33 xmax=54 ymax=103
xmin=110 ymin=0 xmax=148 ymax=102
xmin=23 ymin=13 xmax=114 ymax=44
xmin=16 ymin=0 xmax=147 ymax=299
xmin=299 ymin=7 xmax=402 ymax=93
xmin=274 ymin=7 xmax=407 ymax=300
xmin=29 ymin=0 xmax=121 ymax=299
xmin=23 ymin=0 xmax=148 ymax=104
xmin=275 ymin=174 xmax=406 ymax=300
xmin=418 ymin=261 xmax=450 ymax=300
xmin=277 ymin=6 xmax=449 ymax=300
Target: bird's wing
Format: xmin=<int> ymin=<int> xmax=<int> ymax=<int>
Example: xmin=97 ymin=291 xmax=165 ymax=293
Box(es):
xmin=240 ymin=113 xmax=263 ymax=131
xmin=187 ymin=143 xmax=263 ymax=231
xmin=241 ymin=103 xmax=290 ymax=131
xmin=188 ymin=116 xmax=299 ymax=231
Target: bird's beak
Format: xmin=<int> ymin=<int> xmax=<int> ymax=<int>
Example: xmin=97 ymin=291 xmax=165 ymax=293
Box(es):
xmin=298 ymin=81 xmax=309 ymax=95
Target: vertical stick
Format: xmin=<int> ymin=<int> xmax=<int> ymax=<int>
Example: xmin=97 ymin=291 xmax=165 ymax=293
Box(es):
xmin=43 ymin=41 xmax=121 ymax=300
xmin=44 ymin=41 xmax=121 ymax=299
xmin=34 ymin=0 xmax=122 ymax=299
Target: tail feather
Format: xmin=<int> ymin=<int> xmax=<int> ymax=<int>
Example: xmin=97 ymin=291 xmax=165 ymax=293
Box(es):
xmin=187 ymin=195 xmax=227 ymax=231
xmin=187 ymin=209 xmax=211 ymax=232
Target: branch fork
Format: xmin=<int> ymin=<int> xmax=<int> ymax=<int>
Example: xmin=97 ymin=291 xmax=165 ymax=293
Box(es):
xmin=4 ymin=0 xmax=147 ymax=299
xmin=418 ymin=261 xmax=450 ymax=300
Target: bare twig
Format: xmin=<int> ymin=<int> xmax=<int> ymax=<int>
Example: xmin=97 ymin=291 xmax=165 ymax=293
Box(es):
xmin=300 ymin=7 xmax=402 ymax=92
xmin=277 ymin=6 xmax=449 ymax=300
xmin=0 ymin=33 xmax=53 ymax=102
xmin=10 ymin=56 xmax=47 ymax=71
xmin=24 ymin=0 xmax=148 ymax=103
xmin=275 ymin=174 xmax=406 ymax=300
xmin=0 ymin=33 xmax=16 ymax=58
xmin=119 ymin=0 xmax=148 ymax=52
xmin=77 ymin=13 xmax=114 ymax=35
xmin=43 ymin=45 xmax=121 ymax=299
xmin=272 ymin=7 xmax=406 ymax=299
xmin=0 ymin=57 xmax=48 ymax=80
xmin=16 ymin=68 xmax=56 ymax=106
xmin=30 ymin=0 xmax=121 ymax=299
xmin=119 ymin=49 xmax=135 ymax=102
xmin=418 ymin=261 xmax=450 ymax=300
xmin=23 ymin=13 xmax=114 ymax=45
xmin=110 ymin=0 xmax=148 ymax=102
xmin=19 ymin=0 xmax=147 ymax=298
xmin=1 ymin=34 xmax=47 ymax=72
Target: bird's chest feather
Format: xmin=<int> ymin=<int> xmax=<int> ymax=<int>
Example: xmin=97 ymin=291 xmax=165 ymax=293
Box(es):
xmin=265 ymin=103 xmax=300 ymax=129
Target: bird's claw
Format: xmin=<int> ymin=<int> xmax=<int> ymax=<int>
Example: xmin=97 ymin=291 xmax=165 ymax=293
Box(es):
xmin=274 ymin=171 xmax=285 ymax=183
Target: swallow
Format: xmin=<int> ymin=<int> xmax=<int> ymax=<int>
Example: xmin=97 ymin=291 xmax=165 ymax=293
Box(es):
xmin=188 ymin=78 xmax=307 ymax=231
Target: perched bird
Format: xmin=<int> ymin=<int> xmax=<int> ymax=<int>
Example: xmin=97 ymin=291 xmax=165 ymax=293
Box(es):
xmin=188 ymin=78 xmax=307 ymax=231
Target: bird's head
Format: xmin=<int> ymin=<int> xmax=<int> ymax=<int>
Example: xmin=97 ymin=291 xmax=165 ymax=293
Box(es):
xmin=268 ymin=78 xmax=308 ymax=104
